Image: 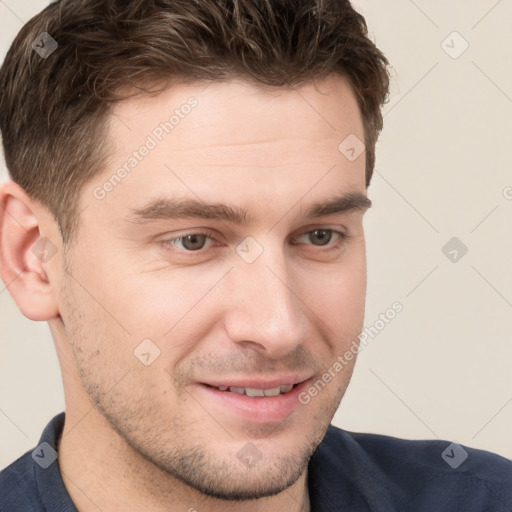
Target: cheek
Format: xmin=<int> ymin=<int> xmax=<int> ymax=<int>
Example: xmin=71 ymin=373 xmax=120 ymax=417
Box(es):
xmin=318 ymin=281 xmax=365 ymax=342
xmin=297 ymin=255 xmax=366 ymax=333
xmin=120 ymin=269 xmax=226 ymax=336
xmin=57 ymin=275 xmax=131 ymax=396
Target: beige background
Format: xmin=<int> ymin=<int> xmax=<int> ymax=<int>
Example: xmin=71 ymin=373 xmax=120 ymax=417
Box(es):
xmin=1 ymin=0 xmax=511 ymax=470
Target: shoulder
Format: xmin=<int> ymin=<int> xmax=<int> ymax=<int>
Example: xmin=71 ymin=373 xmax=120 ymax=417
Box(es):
xmin=345 ymin=427 xmax=511 ymax=485
xmin=0 ymin=413 xmax=68 ymax=512
xmin=309 ymin=424 xmax=512 ymax=511
xmin=0 ymin=450 xmax=43 ymax=512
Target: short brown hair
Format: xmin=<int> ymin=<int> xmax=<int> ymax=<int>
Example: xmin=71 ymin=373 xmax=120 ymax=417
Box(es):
xmin=0 ymin=0 xmax=390 ymax=244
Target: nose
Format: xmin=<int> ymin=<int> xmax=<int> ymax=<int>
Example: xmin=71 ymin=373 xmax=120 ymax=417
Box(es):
xmin=223 ymin=243 xmax=309 ymax=359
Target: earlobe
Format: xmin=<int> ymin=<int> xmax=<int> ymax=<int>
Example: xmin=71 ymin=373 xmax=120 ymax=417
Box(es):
xmin=0 ymin=180 xmax=60 ymax=321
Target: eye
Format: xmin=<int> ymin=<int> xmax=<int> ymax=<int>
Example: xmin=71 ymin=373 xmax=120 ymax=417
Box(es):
xmin=161 ymin=228 xmax=347 ymax=255
xmin=291 ymin=229 xmax=347 ymax=248
xmin=164 ymin=231 xmax=215 ymax=252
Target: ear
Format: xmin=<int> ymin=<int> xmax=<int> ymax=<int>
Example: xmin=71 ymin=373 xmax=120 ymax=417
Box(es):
xmin=0 ymin=180 xmax=60 ymax=321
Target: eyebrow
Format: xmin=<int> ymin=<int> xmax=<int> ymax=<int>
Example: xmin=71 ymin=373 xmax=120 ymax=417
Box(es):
xmin=126 ymin=192 xmax=371 ymax=225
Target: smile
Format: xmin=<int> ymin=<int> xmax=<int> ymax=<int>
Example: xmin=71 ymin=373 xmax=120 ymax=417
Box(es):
xmin=208 ymin=384 xmax=296 ymax=396
xmin=196 ymin=377 xmax=312 ymax=424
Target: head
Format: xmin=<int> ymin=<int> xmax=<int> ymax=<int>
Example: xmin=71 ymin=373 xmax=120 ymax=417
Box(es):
xmin=0 ymin=0 xmax=389 ymax=503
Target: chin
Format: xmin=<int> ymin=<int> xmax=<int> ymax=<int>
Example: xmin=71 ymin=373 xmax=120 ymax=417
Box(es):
xmin=164 ymin=451 xmax=309 ymax=502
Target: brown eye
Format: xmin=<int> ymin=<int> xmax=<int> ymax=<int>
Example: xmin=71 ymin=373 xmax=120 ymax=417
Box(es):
xmin=308 ymin=229 xmax=333 ymax=246
xmin=180 ymin=234 xmax=208 ymax=251
xmin=290 ymin=229 xmax=347 ymax=250
xmin=164 ymin=232 xmax=214 ymax=252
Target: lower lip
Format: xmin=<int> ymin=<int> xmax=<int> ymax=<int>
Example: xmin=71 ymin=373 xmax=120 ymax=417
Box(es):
xmin=195 ymin=380 xmax=311 ymax=425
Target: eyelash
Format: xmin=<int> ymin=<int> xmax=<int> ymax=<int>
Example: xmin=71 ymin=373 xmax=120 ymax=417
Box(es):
xmin=162 ymin=228 xmax=348 ymax=254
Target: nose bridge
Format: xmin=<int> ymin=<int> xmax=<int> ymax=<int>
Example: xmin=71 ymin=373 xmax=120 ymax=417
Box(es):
xmin=225 ymin=243 xmax=308 ymax=356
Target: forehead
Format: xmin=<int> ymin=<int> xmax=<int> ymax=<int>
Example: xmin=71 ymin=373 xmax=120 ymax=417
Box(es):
xmin=110 ymin=73 xmax=363 ymax=148
xmin=84 ymin=74 xmax=366 ymax=223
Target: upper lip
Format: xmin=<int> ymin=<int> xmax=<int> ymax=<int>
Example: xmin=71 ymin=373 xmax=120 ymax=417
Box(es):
xmin=200 ymin=373 xmax=313 ymax=389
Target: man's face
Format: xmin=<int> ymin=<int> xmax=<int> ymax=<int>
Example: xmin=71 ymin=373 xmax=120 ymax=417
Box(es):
xmin=56 ymin=74 xmax=369 ymax=499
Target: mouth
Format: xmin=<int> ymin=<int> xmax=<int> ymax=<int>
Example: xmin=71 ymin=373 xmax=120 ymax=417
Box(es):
xmin=195 ymin=376 xmax=312 ymax=424
xmin=204 ymin=383 xmax=297 ymax=397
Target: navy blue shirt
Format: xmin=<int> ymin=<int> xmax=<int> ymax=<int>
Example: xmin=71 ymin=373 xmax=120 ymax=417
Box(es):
xmin=1 ymin=412 xmax=511 ymax=511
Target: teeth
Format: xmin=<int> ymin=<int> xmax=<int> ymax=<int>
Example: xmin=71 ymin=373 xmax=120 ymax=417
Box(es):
xmin=215 ymin=384 xmax=295 ymax=396
xmin=245 ymin=388 xmax=265 ymax=397
xmin=263 ymin=386 xmax=281 ymax=397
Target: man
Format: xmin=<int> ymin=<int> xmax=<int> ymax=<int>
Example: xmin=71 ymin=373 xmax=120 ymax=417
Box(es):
xmin=0 ymin=0 xmax=510 ymax=511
